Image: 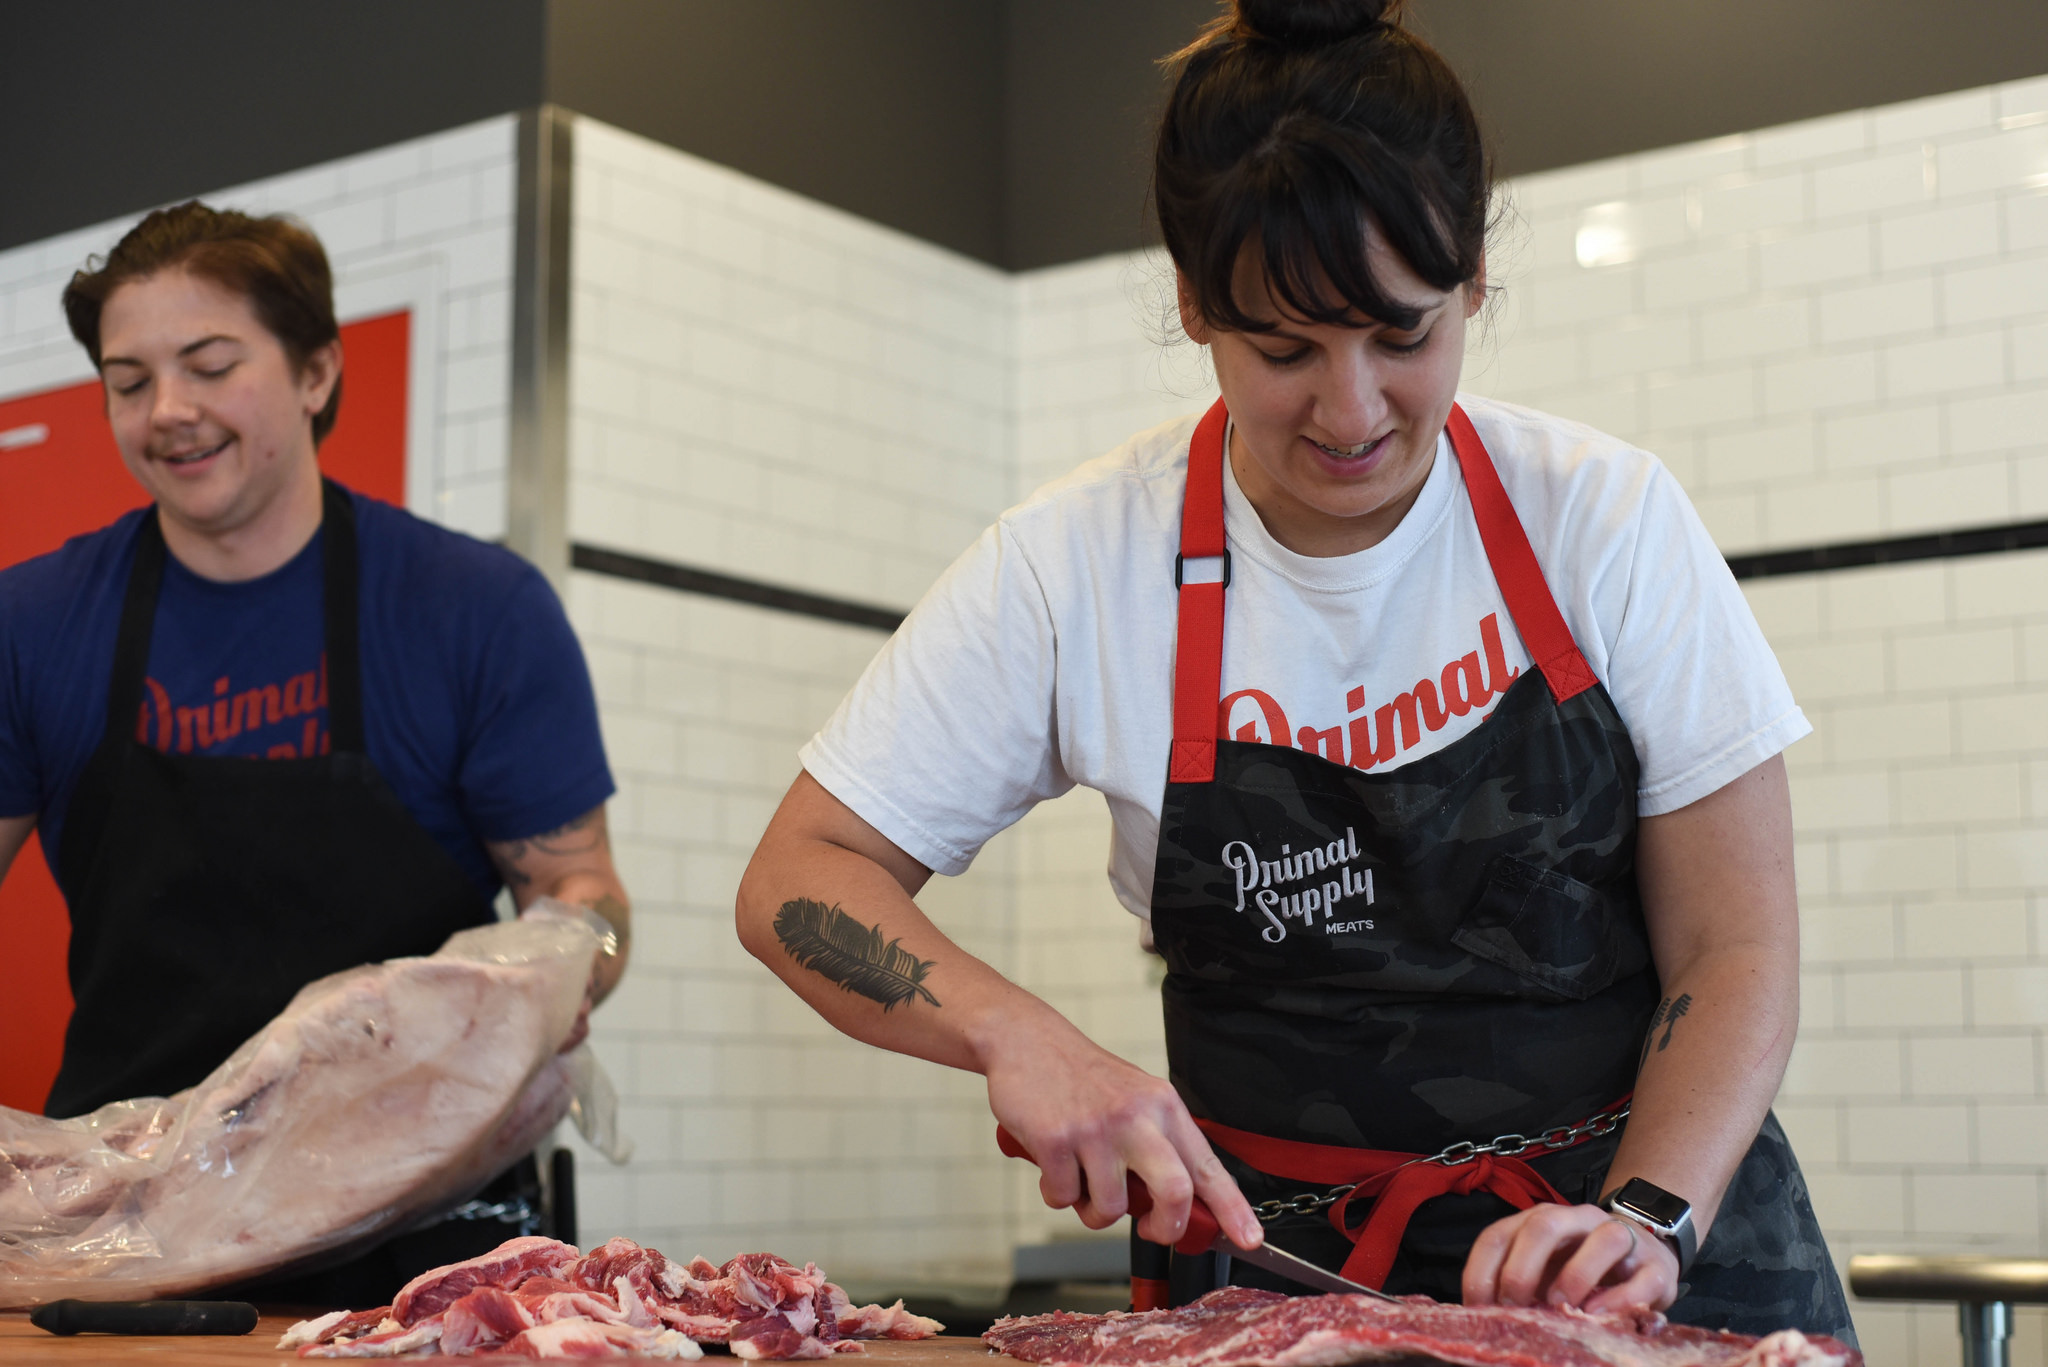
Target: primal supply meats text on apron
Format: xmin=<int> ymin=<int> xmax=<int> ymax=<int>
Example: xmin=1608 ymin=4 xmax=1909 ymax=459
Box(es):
xmin=1206 ymin=611 xmax=1526 ymax=945
xmin=1222 ymin=828 xmax=1374 ymax=942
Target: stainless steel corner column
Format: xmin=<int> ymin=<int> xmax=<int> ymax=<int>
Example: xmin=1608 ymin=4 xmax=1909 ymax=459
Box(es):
xmin=509 ymin=104 xmax=573 ymax=592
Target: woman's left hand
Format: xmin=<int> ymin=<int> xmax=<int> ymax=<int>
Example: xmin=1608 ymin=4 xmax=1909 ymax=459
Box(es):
xmin=1461 ymin=1203 xmax=1679 ymax=1315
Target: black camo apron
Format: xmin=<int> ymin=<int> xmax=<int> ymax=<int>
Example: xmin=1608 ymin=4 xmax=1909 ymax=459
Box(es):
xmin=50 ymin=480 xmax=536 ymax=1304
xmin=1146 ymin=401 xmax=1852 ymax=1342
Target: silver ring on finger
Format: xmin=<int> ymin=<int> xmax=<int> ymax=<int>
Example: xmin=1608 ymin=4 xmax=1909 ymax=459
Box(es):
xmin=1609 ymin=1217 xmax=1639 ymax=1262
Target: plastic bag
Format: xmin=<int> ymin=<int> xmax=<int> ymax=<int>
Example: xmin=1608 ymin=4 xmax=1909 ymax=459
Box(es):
xmin=0 ymin=908 xmax=623 ymax=1306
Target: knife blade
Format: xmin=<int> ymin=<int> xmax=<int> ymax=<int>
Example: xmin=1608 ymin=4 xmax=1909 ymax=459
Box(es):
xmin=996 ymin=1124 xmax=1398 ymax=1302
xmin=29 ymin=1300 xmax=260 ymax=1336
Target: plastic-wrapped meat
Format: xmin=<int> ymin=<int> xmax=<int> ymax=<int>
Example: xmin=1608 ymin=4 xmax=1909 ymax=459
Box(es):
xmin=280 ymin=1236 xmax=943 ymax=1359
xmin=0 ymin=914 xmax=605 ymax=1306
xmin=983 ymin=1286 xmax=1861 ymax=1367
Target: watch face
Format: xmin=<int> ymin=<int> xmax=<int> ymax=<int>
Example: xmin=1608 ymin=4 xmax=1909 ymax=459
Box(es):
xmin=1614 ymin=1178 xmax=1689 ymax=1227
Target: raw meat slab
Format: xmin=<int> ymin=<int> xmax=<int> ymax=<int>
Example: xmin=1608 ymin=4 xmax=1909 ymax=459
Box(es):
xmin=984 ymin=1287 xmax=1862 ymax=1367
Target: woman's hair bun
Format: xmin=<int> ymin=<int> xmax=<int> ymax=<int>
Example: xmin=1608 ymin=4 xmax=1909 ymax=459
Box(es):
xmin=1233 ymin=0 xmax=1396 ymax=47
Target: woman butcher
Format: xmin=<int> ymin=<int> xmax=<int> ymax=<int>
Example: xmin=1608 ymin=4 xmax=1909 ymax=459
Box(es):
xmin=738 ymin=0 xmax=1852 ymax=1342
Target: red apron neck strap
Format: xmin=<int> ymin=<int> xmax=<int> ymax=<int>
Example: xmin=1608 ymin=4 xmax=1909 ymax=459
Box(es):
xmin=1166 ymin=401 xmax=1598 ymax=789
xmin=1444 ymin=404 xmax=1598 ymax=704
xmin=1169 ymin=399 xmax=1231 ymax=784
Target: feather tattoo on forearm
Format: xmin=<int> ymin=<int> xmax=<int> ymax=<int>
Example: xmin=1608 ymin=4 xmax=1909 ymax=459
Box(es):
xmin=774 ymin=898 xmax=941 ymax=1011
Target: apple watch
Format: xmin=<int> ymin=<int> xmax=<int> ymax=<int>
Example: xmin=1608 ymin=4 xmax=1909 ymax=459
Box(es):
xmin=1602 ymin=1177 xmax=1697 ymax=1276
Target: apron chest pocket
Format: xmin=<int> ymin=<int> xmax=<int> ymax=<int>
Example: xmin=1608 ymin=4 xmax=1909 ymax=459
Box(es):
xmin=1450 ymin=855 xmax=1647 ymax=1002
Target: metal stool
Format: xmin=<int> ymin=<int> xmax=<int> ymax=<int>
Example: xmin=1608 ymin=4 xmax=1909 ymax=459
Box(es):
xmin=1849 ymin=1255 xmax=2048 ymax=1367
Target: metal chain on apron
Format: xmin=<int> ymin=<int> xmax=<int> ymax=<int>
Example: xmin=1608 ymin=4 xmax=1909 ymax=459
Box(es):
xmin=436 ymin=1195 xmax=543 ymax=1234
xmin=1249 ymin=1102 xmax=1632 ymax=1223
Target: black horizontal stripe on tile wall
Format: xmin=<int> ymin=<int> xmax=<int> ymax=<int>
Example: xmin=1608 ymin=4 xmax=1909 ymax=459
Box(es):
xmin=569 ymin=543 xmax=907 ymax=632
xmin=571 ymin=518 xmax=2048 ymax=629
xmin=1724 ymin=518 xmax=2048 ymax=581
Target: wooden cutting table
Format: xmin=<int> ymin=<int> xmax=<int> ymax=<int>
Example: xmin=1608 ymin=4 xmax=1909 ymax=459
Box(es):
xmin=0 ymin=1315 xmax=1000 ymax=1366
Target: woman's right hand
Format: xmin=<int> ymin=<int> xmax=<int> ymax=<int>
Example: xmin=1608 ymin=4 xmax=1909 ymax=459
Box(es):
xmin=739 ymin=774 xmax=1258 ymax=1248
xmin=980 ymin=1008 xmax=1263 ymax=1251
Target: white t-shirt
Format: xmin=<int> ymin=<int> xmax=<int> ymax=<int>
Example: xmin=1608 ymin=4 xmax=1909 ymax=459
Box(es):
xmin=801 ymin=395 xmax=1808 ymax=919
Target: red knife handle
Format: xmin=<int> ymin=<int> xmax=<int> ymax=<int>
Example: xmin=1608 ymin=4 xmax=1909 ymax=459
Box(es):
xmin=996 ymin=1125 xmax=1220 ymax=1256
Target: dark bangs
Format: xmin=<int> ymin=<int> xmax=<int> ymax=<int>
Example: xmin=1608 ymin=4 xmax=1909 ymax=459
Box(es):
xmin=1156 ymin=12 xmax=1489 ymax=334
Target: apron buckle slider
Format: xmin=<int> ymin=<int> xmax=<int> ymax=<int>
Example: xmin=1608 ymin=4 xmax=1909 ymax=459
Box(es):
xmin=1174 ymin=550 xmax=1232 ymax=589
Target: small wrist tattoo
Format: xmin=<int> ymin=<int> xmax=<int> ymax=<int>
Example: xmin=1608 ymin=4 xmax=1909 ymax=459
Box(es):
xmin=1640 ymin=993 xmax=1693 ymax=1065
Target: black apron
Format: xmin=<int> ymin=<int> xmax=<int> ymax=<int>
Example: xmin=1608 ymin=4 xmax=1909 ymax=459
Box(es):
xmin=1147 ymin=402 xmax=1852 ymax=1342
xmin=49 ymin=481 xmax=535 ymax=1303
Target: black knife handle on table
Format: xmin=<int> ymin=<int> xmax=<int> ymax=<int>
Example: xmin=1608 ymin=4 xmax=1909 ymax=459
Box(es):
xmin=29 ymin=1300 xmax=261 ymax=1336
xmin=994 ymin=1124 xmax=1224 ymax=1257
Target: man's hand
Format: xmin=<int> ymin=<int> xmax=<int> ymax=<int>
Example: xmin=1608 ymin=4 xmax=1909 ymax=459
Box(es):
xmin=1463 ymin=1203 xmax=1681 ymax=1314
xmin=487 ymin=805 xmax=631 ymax=1015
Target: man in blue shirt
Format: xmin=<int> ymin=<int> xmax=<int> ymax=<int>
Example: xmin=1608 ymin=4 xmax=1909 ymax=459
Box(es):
xmin=0 ymin=202 xmax=626 ymax=1298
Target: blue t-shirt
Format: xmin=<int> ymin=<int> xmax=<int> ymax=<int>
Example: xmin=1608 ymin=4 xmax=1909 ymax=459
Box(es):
xmin=0 ymin=490 xmax=615 ymax=903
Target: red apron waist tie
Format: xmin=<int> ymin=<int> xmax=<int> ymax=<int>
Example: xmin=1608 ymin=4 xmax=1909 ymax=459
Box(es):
xmin=1194 ymin=1106 xmax=1624 ymax=1290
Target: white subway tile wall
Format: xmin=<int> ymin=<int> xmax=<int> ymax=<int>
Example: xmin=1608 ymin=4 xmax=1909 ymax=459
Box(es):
xmin=1457 ymin=77 xmax=2048 ymax=1367
xmin=563 ymin=120 xmax=1033 ymax=1294
xmin=561 ymin=122 xmax=1236 ymax=1286
xmin=0 ymin=117 xmax=519 ymax=536
xmin=567 ymin=120 xmax=1012 ymax=611
xmin=560 ymin=568 xmax=1025 ymax=1290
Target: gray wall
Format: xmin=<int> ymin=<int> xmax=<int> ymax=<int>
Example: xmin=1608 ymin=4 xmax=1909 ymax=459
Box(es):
xmin=998 ymin=0 xmax=2048 ymax=269
xmin=1416 ymin=0 xmax=2048 ymax=188
xmin=1001 ymin=2 xmax=1193 ymax=271
xmin=0 ymin=1 xmax=546 ymax=254
xmin=5 ymin=0 xmax=2046 ymax=269
xmin=545 ymin=0 xmax=1006 ymax=266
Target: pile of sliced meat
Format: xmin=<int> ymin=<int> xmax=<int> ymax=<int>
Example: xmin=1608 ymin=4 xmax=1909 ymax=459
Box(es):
xmin=984 ymin=1286 xmax=1861 ymax=1367
xmin=279 ymin=1236 xmax=942 ymax=1360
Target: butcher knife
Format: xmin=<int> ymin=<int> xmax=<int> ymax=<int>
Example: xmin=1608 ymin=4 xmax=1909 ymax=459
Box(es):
xmin=995 ymin=1125 xmax=1399 ymax=1302
xmin=29 ymin=1300 xmax=260 ymax=1336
